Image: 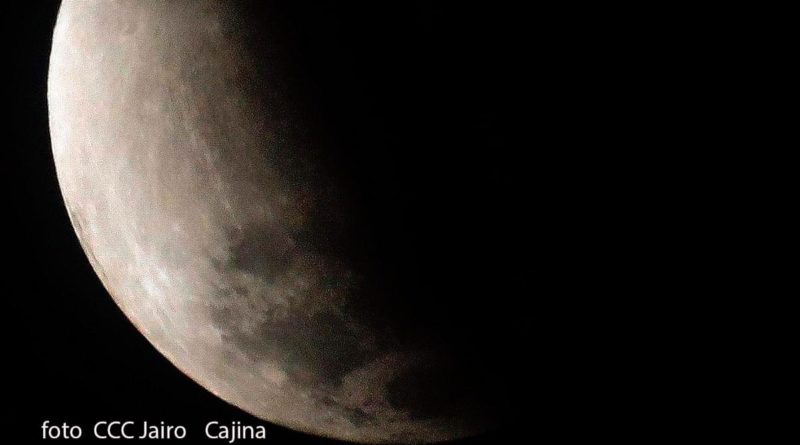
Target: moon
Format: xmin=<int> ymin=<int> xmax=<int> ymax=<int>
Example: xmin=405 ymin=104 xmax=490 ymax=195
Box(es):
xmin=48 ymin=1 xmax=517 ymax=443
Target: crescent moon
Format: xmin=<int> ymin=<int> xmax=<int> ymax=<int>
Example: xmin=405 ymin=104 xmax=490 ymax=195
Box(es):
xmin=48 ymin=1 xmax=507 ymax=443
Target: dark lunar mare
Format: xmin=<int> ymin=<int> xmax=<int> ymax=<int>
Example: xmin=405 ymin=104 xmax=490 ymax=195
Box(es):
xmin=215 ymin=0 xmax=530 ymax=423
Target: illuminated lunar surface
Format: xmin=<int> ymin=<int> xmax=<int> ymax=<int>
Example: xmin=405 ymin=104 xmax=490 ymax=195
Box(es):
xmin=48 ymin=1 xmax=513 ymax=443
